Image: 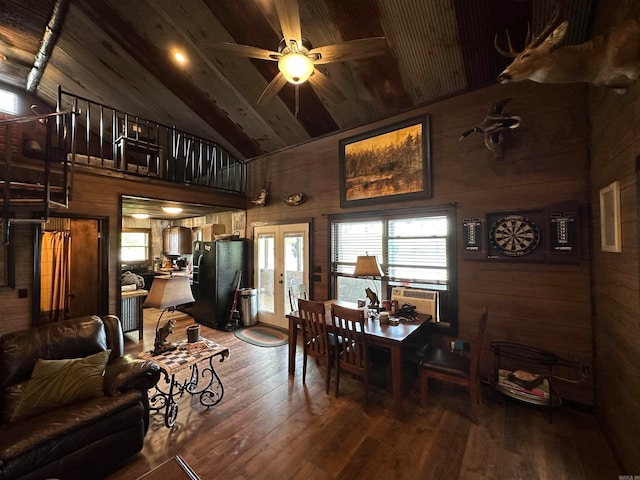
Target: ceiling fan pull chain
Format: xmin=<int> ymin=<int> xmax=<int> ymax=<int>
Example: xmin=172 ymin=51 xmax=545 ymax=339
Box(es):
xmin=295 ymin=85 xmax=300 ymax=117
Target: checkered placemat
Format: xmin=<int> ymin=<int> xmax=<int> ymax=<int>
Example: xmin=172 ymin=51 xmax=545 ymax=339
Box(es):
xmin=139 ymin=338 xmax=229 ymax=374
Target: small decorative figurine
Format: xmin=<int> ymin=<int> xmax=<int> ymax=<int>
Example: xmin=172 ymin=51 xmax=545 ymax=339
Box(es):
xmin=252 ymin=186 xmax=269 ymax=207
xmin=153 ymin=318 xmax=177 ymax=355
xmin=284 ymin=192 xmax=306 ymax=206
xmin=365 ymin=287 xmax=380 ymax=309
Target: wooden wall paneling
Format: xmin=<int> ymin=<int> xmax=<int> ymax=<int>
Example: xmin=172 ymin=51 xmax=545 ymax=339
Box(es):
xmin=247 ymin=81 xmax=593 ymax=405
xmin=596 ymin=335 xmax=640 ymax=471
xmin=588 ymin=0 xmax=640 ymax=471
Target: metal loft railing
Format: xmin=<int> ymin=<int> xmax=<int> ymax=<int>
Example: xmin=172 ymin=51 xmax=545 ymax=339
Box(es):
xmin=57 ymin=87 xmax=246 ymax=193
xmin=0 ymin=110 xmax=71 ymax=241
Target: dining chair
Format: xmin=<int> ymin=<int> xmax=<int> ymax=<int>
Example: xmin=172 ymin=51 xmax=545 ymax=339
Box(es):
xmin=330 ymin=303 xmax=370 ymax=408
xmin=298 ymin=298 xmax=332 ymax=393
xmin=288 ymin=283 xmax=308 ymax=311
xmin=418 ymin=306 xmax=489 ymax=424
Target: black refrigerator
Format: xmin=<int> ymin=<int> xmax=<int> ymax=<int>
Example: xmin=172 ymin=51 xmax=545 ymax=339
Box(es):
xmin=191 ymin=239 xmax=249 ymax=330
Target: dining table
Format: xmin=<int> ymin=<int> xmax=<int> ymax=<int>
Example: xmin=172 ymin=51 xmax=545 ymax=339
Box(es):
xmin=286 ymin=299 xmax=433 ymax=419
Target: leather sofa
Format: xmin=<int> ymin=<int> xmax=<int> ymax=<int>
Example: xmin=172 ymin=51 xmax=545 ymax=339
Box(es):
xmin=0 ymin=315 xmax=161 ymax=480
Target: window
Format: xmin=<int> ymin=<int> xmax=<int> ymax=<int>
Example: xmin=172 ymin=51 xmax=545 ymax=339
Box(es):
xmin=121 ymin=229 xmax=150 ymax=263
xmin=330 ymin=206 xmax=457 ymax=333
xmin=0 ymin=90 xmax=17 ymax=115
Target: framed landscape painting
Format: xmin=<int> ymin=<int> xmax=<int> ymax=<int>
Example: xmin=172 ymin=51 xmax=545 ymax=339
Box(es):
xmin=339 ymin=115 xmax=431 ymax=208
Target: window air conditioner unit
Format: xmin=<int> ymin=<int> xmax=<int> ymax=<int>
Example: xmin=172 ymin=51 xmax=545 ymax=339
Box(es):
xmin=391 ymin=287 xmax=438 ymax=318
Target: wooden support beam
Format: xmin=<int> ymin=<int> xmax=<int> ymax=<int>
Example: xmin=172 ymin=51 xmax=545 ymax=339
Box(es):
xmin=26 ymin=0 xmax=71 ymax=93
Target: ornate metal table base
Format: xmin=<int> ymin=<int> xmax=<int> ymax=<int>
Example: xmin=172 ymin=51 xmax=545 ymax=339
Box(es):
xmin=140 ymin=339 xmax=229 ymax=428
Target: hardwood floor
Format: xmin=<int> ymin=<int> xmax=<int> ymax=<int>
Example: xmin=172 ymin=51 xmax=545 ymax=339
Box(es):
xmin=108 ymin=311 xmax=620 ymax=479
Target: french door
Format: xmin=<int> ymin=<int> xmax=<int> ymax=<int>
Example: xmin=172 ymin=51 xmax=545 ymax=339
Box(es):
xmin=253 ymin=223 xmax=309 ymax=329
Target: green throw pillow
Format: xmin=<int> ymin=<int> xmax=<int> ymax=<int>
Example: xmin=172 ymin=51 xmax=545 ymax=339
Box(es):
xmin=11 ymin=349 xmax=111 ymax=422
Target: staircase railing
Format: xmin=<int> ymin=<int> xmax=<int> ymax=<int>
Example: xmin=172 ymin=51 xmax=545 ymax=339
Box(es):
xmin=1 ymin=110 xmax=70 ymax=237
xmin=57 ymin=87 xmax=246 ymax=194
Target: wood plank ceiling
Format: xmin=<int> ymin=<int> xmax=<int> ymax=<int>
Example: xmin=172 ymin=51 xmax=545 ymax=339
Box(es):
xmin=0 ymin=0 xmax=594 ymax=162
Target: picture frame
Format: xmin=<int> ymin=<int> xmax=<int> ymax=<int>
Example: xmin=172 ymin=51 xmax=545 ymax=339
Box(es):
xmin=339 ymin=115 xmax=431 ymax=208
xmin=599 ymin=181 xmax=621 ymax=252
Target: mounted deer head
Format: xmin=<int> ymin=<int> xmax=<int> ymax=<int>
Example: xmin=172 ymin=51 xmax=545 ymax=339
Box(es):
xmin=495 ymin=8 xmax=640 ymax=94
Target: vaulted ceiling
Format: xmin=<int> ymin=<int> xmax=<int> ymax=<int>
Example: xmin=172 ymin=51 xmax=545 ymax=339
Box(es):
xmin=0 ymin=0 xmax=594 ymax=162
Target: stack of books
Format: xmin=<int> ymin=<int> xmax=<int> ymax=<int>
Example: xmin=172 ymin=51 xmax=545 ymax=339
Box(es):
xmin=508 ymin=369 xmax=543 ymax=389
xmin=497 ymin=368 xmax=550 ymax=403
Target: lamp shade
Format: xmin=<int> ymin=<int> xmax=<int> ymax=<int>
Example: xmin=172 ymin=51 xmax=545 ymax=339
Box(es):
xmin=143 ymin=276 xmax=194 ymax=309
xmin=352 ymin=255 xmax=384 ymax=278
xmin=278 ymin=53 xmax=314 ymax=84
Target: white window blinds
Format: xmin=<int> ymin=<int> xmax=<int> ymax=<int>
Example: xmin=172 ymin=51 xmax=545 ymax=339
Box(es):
xmin=331 ymin=214 xmax=448 ymax=284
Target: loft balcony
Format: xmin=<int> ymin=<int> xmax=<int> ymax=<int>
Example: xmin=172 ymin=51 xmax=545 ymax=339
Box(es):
xmin=1 ymin=88 xmax=246 ymax=226
xmin=57 ymin=88 xmax=246 ymax=192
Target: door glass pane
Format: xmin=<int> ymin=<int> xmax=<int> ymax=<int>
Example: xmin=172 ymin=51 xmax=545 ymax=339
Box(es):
xmin=257 ymin=233 xmax=275 ymax=314
xmin=283 ymin=232 xmax=304 ymax=315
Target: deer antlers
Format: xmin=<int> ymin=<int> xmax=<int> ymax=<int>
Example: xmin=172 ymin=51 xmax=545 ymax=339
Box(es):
xmin=494 ymin=0 xmax=640 ymax=93
xmin=494 ymin=7 xmax=563 ymax=58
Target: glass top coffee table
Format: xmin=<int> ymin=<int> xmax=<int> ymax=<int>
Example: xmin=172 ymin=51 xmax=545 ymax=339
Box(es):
xmin=139 ymin=338 xmax=229 ymax=427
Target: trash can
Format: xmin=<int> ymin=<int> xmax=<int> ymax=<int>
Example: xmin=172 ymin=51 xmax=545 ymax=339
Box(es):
xmin=240 ymin=288 xmax=258 ymax=326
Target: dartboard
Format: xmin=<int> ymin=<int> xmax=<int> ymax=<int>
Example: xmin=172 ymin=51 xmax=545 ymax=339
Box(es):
xmin=489 ymin=214 xmax=541 ymax=257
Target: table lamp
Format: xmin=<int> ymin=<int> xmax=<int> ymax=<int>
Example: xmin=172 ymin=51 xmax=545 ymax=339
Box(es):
xmin=143 ymin=276 xmax=195 ymax=355
xmin=353 ymin=254 xmax=384 ymax=309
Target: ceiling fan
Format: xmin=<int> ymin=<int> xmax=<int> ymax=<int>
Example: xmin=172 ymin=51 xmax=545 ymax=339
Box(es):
xmin=210 ymin=0 xmax=387 ymax=108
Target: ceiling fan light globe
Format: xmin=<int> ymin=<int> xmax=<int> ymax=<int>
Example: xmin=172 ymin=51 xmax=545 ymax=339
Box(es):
xmin=278 ymin=53 xmax=314 ymax=84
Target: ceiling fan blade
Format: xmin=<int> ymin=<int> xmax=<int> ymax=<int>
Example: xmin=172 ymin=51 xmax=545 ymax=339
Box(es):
xmin=275 ymin=0 xmax=302 ymax=49
xmin=308 ymin=68 xmax=346 ymax=104
xmin=257 ymin=72 xmax=288 ymax=105
xmin=206 ymin=42 xmax=280 ymax=61
xmin=310 ymin=37 xmax=387 ymax=64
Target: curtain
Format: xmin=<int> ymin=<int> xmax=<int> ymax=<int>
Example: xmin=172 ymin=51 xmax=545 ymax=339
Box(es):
xmin=40 ymin=231 xmax=71 ymax=324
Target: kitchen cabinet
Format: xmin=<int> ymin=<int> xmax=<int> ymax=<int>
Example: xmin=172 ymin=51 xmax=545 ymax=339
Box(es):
xmin=201 ymin=224 xmax=226 ymax=241
xmin=162 ymin=226 xmax=192 ymax=255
